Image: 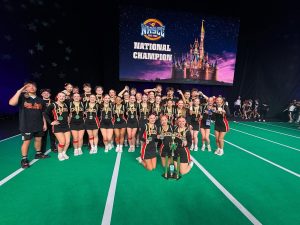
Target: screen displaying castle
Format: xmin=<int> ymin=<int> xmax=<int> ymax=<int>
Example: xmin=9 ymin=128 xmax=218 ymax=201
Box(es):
xmin=119 ymin=5 xmax=240 ymax=86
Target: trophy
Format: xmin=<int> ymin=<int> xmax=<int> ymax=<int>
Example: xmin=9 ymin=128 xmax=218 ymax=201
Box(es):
xmin=162 ymin=134 xmax=181 ymax=180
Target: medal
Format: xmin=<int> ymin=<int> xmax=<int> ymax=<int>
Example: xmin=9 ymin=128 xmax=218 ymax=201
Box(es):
xmin=147 ymin=137 xmax=152 ymax=141
xmin=58 ymin=116 xmax=63 ymax=121
xmin=105 ymin=115 xmax=108 ymax=119
xmin=131 ymin=115 xmax=134 ymax=119
xmin=75 ymin=115 xmax=80 ymax=119
xmin=116 ymin=117 xmax=121 ymax=122
xmin=144 ymin=116 xmax=146 ymax=120
xmin=89 ymin=116 xmax=93 ymax=120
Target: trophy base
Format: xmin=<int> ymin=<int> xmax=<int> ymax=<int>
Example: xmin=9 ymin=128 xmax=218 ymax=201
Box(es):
xmin=162 ymin=173 xmax=181 ymax=180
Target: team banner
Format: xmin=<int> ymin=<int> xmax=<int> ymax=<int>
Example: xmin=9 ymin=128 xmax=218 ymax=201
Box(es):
xmin=119 ymin=5 xmax=240 ymax=85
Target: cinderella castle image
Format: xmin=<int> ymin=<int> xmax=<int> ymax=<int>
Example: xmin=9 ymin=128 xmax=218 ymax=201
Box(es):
xmin=171 ymin=20 xmax=218 ymax=81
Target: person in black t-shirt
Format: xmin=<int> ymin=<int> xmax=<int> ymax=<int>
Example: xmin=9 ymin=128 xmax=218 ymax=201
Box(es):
xmin=9 ymin=82 xmax=49 ymax=169
xmin=40 ymin=88 xmax=57 ymax=153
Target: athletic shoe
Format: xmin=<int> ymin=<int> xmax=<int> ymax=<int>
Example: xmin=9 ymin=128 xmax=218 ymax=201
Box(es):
xmin=218 ymin=149 xmax=224 ymax=156
xmin=136 ymin=156 xmax=142 ymax=163
xmin=104 ymin=146 xmax=109 ymax=153
xmin=58 ymin=153 xmax=65 ymax=161
xmin=94 ymin=146 xmax=98 ymax=154
xmin=116 ymin=145 xmax=120 ymax=152
xmin=190 ymin=144 xmax=194 ymax=151
xmin=131 ymin=146 xmax=135 ymax=152
xmin=201 ymin=145 xmax=206 ymax=151
xmin=89 ymin=146 xmax=95 ymax=154
xmin=194 ymin=146 xmax=198 ymax=151
xmin=35 ymin=153 xmax=50 ymax=159
xmin=214 ymin=149 xmax=220 ymax=155
xmin=119 ymin=145 xmax=123 ymax=152
xmin=74 ymin=149 xmax=79 ymax=156
xmin=21 ymin=158 xmax=30 ymax=168
xmin=108 ymin=143 xmax=113 ymax=151
xmin=128 ymin=146 xmax=133 ymax=152
xmin=62 ymin=151 xmax=69 ymax=159
xmin=78 ymin=148 xmax=83 ymax=155
xmin=207 ymin=145 xmax=212 ymax=152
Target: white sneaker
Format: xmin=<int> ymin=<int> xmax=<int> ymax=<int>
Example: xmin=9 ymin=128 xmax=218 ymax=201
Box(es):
xmin=119 ymin=145 xmax=123 ymax=152
xmin=131 ymin=146 xmax=135 ymax=152
xmin=62 ymin=151 xmax=69 ymax=159
xmin=201 ymin=145 xmax=206 ymax=151
xmin=218 ymin=149 xmax=224 ymax=156
xmin=74 ymin=149 xmax=79 ymax=156
xmin=78 ymin=148 xmax=83 ymax=155
xmin=104 ymin=145 xmax=109 ymax=153
xmin=214 ymin=148 xmax=220 ymax=155
xmin=58 ymin=153 xmax=65 ymax=161
xmin=207 ymin=145 xmax=211 ymax=152
xmin=90 ymin=146 xmax=95 ymax=154
xmin=128 ymin=146 xmax=133 ymax=152
xmin=94 ymin=146 xmax=98 ymax=154
xmin=116 ymin=145 xmax=120 ymax=152
xmin=108 ymin=143 xmax=113 ymax=151
xmin=190 ymin=144 xmax=194 ymax=151
xmin=136 ymin=156 xmax=142 ymax=163
xmin=194 ymin=146 xmax=198 ymax=151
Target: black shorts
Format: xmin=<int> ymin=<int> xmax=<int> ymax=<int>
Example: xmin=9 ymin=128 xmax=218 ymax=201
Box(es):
xmin=21 ymin=131 xmax=44 ymax=141
xmin=126 ymin=119 xmax=138 ymax=128
xmin=191 ymin=121 xmax=201 ymax=131
xmin=100 ymin=119 xmax=114 ymax=129
xmin=52 ymin=125 xmax=70 ymax=133
xmin=200 ymin=120 xmax=211 ymax=129
xmin=70 ymin=122 xmax=85 ymax=131
xmin=159 ymin=143 xmax=172 ymax=157
xmin=141 ymin=142 xmax=156 ymax=160
xmin=114 ymin=121 xmax=126 ymax=129
xmin=214 ymin=121 xmax=229 ymax=132
xmin=174 ymin=147 xmax=191 ymax=163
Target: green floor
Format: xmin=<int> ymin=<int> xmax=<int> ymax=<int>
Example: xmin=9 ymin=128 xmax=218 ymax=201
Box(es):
xmin=0 ymin=122 xmax=300 ymax=225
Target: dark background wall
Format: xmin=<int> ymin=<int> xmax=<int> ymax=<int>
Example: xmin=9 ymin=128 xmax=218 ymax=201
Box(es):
xmin=1 ymin=0 xmax=299 ymax=117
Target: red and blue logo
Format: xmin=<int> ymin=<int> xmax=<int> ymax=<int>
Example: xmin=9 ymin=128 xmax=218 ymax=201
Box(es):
xmin=141 ymin=18 xmax=165 ymax=41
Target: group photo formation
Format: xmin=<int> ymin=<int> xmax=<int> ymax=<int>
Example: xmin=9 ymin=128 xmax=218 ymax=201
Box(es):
xmin=1 ymin=1 xmax=300 ymax=225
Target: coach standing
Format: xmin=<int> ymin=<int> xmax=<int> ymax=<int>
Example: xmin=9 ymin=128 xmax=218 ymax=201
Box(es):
xmin=9 ymin=82 xmax=50 ymax=169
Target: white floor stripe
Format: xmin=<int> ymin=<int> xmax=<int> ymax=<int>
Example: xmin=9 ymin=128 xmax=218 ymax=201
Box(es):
xmin=0 ymin=149 xmax=51 ymax=186
xmin=191 ymin=156 xmax=262 ymax=225
xmin=264 ymin=123 xmax=300 ymax=131
xmin=211 ymin=134 xmax=300 ymax=178
xmin=0 ymin=134 xmax=20 ymax=143
xmin=236 ymin=122 xmax=300 ymax=139
xmin=231 ymin=128 xmax=300 ymax=152
xmin=101 ymin=152 xmax=122 ymax=225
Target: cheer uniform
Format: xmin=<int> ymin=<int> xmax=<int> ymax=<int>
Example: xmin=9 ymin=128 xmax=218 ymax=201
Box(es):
xmin=200 ymin=104 xmax=214 ymax=129
xmin=173 ymin=126 xmax=192 ymax=163
xmin=139 ymin=123 xmax=157 ymax=160
xmin=151 ymin=103 xmax=163 ymax=127
xmin=45 ymin=102 xmax=70 ymax=133
xmin=99 ymin=103 xmax=114 ymax=129
xmin=190 ymin=105 xmax=202 ymax=131
xmin=69 ymin=101 xmax=85 ymax=130
xmin=214 ymin=105 xmax=230 ymax=132
xmin=126 ymin=103 xmax=139 ymax=128
xmin=85 ymin=102 xmax=100 ymax=130
xmin=113 ymin=104 xmax=126 ymax=129
xmin=162 ymin=106 xmax=175 ymax=126
xmin=41 ymin=98 xmax=56 ymax=151
xmin=138 ymin=102 xmax=151 ymax=131
xmin=158 ymin=125 xmax=174 ymax=157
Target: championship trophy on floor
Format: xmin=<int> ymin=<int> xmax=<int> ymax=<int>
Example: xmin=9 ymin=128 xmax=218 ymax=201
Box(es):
xmin=162 ymin=134 xmax=181 ymax=180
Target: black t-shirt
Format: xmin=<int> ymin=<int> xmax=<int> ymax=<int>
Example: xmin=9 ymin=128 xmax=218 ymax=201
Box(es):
xmin=18 ymin=93 xmax=46 ymax=133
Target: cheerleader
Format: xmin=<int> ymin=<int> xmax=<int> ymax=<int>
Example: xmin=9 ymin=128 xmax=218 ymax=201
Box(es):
xmin=144 ymin=84 xmax=163 ymax=97
xmin=158 ymin=115 xmax=173 ymax=167
xmin=126 ymin=95 xmax=139 ymax=152
xmin=113 ymin=96 xmax=126 ymax=152
xmin=174 ymin=99 xmax=189 ymax=123
xmin=72 ymin=86 xmax=80 ymax=95
xmin=137 ymin=94 xmax=150 ymax=147
xmin=109 ymin=89 xmax=117 ymax=103
xmin=213 ymin=97 xmax=230 ymax=156
xmin=85 ymin=94 xmax=100 ymax=154
xmin=200 ymin=97 xmax=214 ymax=151
xmin=136 ymin=114 xmax=158 ymax=171
xmin=82 ymin=83 xmax=92 ymax=103
xmin=189 ymin=98 xmax=201 ymax=151
xmin=173 ymin=117 xmax=193 ymax=175
xmin=62 ymin=83 xmax=73 ymax=104
xmin=136 ymin=92 xmax=142 ymax=104
xmin=162 ymin=99 xmax=175 ymax=126
xmin=40 ymin=88 xmax=57 ymax=153
xmin=45 ymin=92 xmax=70 ymax=161
xmin=147 ymin=91 xmax=156 ymax=108
xmin=151 ymin=95 xmax=163 ymax=127
xmin=177 ymin=89 xmax=191 ymax=108
xmin=69 ymin=93 xmax=85 ymax=156
xmin=100 ymin=94 xmax=114 ymax=152
xmin=95 ymin=86 xmax=104 ymax=104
